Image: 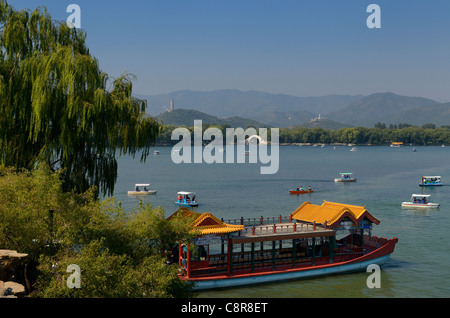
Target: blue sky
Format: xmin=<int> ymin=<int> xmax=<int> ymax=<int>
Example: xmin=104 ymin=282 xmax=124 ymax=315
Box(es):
xmin=8 ymin=0 xmax=450 ymax=102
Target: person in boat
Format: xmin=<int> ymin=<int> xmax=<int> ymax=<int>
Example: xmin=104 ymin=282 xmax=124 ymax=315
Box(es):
xmin=192 ymin=195 xmax=196 ymax=203
xmin=178 ymin=194 xmax=182 ymax=202
xmin=296 ymin=186 xmax=300 ymax=191
xmin=300 ymin=186 xmax=304 ymax=191
xmin=144 ymin=186 xmax=148 ymax=191
xmin=135 ymin=186 xmax=140 ymax=192
xmin=308 ymin=186 xmax=312 ymax=191
xmin=422 ymin=197 xmax=427 ymax=204
xmin=199 ymin=245 xmax=207 ymax=260
xmin=186 ymin=195 xmax=190 ymax=203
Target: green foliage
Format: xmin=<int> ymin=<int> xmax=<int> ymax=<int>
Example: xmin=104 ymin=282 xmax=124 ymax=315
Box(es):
xmin=156 ymin=122 xmax=450 ymax=146
xmin=0 ymin=1 xmax=161 ymax=196
xmin=0 ymin=165 xmax=196 ymax=298
xmin=35 ymin=240 xmax=194 ymax=298
xmin=0 ymin=164 xmax=98 ymax=260
xmin=278 ymin=125 xmax=450 ymax=145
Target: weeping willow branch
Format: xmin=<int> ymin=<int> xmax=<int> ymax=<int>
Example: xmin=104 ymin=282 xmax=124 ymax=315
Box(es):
xmin=0 ymin=1 xmax=162 ymax=197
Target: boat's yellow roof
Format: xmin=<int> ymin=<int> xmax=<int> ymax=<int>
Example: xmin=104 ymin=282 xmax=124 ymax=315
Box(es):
xmin=167 ymin=208 xmax=244 ymax=235
xmin=290 ymin=201 xmax=380 ymax=228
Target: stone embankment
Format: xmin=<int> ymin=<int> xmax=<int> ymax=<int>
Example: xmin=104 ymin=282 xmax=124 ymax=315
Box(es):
xmin=0 ymin=250 xmax=29 ymax=298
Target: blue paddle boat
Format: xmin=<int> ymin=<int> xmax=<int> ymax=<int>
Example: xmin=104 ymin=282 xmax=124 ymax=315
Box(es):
xmin=175 ymin=191 xmax=199 ymax=207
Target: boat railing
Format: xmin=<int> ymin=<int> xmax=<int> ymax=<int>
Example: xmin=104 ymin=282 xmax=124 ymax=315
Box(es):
xmin=236 ymin=222 xmax=320 ymax=237
xmin=364 ymin=235 xmax=391 ymax=248
xmin=222 ymin=215 xmax=294 ymax=227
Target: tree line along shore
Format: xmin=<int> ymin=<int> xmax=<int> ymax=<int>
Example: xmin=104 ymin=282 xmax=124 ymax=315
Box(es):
xmin=155 ymin=123 xmax=450 ymax=146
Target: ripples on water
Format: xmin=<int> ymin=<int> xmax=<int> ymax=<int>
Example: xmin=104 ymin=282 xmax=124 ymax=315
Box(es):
xmin=112 ymin=145 xmax=450 ymax=297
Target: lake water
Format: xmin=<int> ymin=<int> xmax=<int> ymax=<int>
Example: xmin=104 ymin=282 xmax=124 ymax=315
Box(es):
xmin=111 ymin=145 xmax=450 ymax=298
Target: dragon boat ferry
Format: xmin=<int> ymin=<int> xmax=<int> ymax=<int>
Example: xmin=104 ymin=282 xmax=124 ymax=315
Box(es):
xmin=168 ymin=201 xmax=398 ymax=290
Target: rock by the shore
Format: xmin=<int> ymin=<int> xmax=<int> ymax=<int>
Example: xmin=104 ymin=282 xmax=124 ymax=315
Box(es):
xmin=0 ymin=250 xmax=29 ymax=298
xmin=0 ymin=281 xmax=27 ymax=297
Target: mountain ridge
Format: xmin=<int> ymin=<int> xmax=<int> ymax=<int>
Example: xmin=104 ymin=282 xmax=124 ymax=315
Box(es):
xmin=141 ymin=90 xmax=448 ymax=128
xmin=140 ymin=89 xmax=363 ymax=117
xmin=324 ymin=92 xmax=439 ymax=127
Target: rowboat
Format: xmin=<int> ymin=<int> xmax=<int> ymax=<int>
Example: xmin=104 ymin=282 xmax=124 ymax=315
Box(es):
xmin=289 ymin=189 xmax=313 ymax=194
xmin=127 ymin=184 xmax=157 ymax=195
xmin=169 ymin=201 xmax=398 ymax=291
xmin=334 ymin=172 xmax=357 ymax=182
xmin=401 ymin=194 xmax=439 ymax=208
xmin=419 ymin=176 xmax=442 ymax=187
xmin=175 ymin=191 xmax=199 ymax=207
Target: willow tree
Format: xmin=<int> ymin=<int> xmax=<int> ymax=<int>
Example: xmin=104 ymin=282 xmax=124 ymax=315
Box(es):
xmin=0 ymin=1 xmax=161 ymax=196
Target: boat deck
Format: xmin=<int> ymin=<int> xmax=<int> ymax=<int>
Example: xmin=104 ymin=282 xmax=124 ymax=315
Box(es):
xmin=230 ymin=222 xmax=335 ymax=242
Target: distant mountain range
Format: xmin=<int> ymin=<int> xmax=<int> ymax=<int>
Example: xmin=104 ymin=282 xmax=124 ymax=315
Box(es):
xmin=139 ymin=90 xmax=449 ymax=129
xmin=140 ymin=89 xmax=362 ymax=117
xmin=326 ymin=92 xmax=439 ymax=127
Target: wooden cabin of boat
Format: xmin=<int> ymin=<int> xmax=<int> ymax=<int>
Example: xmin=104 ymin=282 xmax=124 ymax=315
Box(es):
xmin=168 ymin=201 xmax=397 ymax=290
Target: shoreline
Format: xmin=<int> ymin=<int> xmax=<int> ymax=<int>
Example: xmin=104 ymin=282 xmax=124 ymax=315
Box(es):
xmin=154 ymin=142 xmax=444 ymax=147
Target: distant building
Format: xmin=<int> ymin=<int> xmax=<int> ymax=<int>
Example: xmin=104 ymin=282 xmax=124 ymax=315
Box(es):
xmin=310 ymin=114 xmax=322 ymax=122
xmin=168 ymin=98 xmax=174 ymax=112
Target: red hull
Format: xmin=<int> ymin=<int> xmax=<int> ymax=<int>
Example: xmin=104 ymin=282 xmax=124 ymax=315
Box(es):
xmin=181 ymin=236 xmax=398 ymax=288
xmin=290 ymin=190 xmax=313 ymax=194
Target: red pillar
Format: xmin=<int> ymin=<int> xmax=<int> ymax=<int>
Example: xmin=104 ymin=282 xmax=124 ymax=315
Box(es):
xmin=227 ymin=238 xmax=232 ymax=276
xmin=186 ymin=243 xmax=191 ymax=278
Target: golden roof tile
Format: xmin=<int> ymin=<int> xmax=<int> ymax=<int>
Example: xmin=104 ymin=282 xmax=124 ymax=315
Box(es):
xmin=167 ymin=208 xmax=244 ymax=236
xmin=291 ymin=201 xmax=380 ymax=228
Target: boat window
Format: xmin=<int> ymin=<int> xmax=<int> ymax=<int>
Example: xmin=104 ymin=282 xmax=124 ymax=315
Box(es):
xmin=190 ymin=245 xmax=208 ymax=261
